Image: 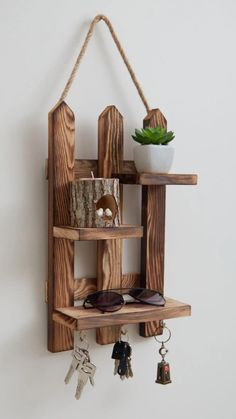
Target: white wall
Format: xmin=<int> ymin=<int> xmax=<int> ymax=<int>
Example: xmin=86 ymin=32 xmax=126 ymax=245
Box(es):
xmin=1 ymin=0 xmax=236 ymax=418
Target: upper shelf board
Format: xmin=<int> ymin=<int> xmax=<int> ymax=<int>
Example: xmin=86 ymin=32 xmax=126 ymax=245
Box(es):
xmin=113 ymin=173 xmax=198 ymax=186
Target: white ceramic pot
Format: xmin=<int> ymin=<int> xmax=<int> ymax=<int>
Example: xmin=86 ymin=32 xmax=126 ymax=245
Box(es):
xmin=133 ymin=144 xmax=174 ymax=173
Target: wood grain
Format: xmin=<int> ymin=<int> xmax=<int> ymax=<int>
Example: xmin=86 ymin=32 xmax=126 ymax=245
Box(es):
xmin=97 ymin=106 xmax=123 ymax=344
xmin=53 ymin=225 xmax=143 ymax=240
xmin=74 ymin=277 xmax=97 ymax=300
xmin=45 ymin=159 xmax=137 ymax=180
xmin=54 ymin=297 xmax=191 ymax=330
xmin=45 ymin=158 xmax=198 ymax=186
xmin=48 ymin=101 xmax=75 ymax=352
xmin=52 ymin=312 xmax=77 ymax=330
xmin=115 ymin=173 xmax=198 ymax=186
xmin=74 ymin=273 xmax=140 ymax=300
xmin=140 ymin=109 xmax=167 ymax=337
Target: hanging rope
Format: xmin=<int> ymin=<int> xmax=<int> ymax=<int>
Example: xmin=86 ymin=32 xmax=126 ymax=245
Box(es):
xmin=59 ymin=14 xmax=150 ymax=113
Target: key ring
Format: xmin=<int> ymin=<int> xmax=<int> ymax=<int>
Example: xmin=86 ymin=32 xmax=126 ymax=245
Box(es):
xmin=154 ymin=322 xmax=171 ymax=344
xmin=75 ymin=331 xmax=89 ymax=350
xmin=120 ymin=327 xmax=129 ymax=342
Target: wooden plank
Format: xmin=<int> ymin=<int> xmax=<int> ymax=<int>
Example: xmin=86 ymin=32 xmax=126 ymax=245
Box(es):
xmin=48 ymin=101 xmax=75 ymax=352
xmin=45 ymin=159 xmax=136 ymax=180
xmin=74 ymin=159 xmax=135 ymax=179
xmin=53 ymin=225 xmax=143 ymax=240
xmin=54 ymin=298 xmax=191 ymax=330
xmin=74 ymin=273 xmax=140 ymax=300
xmin=115 ymin=173 xmax=198 ymax=186
xmin=139 ymin=173 xmax=198 ymax=185
xmin=97 ymin=106 xmax=123 ymax=344
xmin=140 ymin=109 xmax=167 ymax=337
xmin=75 ymin=159 xmax=98 ymax=178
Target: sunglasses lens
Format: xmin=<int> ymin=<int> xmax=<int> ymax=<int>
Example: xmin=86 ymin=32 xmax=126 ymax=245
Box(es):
xmin=87 ymin=291 xmax=123 ymax=312
xmin=129 ymin=288 xmax=165 ymax=306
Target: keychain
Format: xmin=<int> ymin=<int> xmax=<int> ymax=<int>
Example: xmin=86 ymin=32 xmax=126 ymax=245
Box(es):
xmin=154 ymin=322 xmax=172 ymax=385
xmin=64 ymin=331 xmax=96 ymax=399
xmin=111 ymin=328 xmax=133 ymax=380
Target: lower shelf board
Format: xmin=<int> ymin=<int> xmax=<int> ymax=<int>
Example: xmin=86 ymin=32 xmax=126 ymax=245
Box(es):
xmin=52 ymin=298 xmax=191 ymax=331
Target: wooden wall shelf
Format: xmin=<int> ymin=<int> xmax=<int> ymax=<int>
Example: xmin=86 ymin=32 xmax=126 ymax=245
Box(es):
xmin=53 ymin=225 xmax=143 ymax=241
xmin=47 ymin=102 xmax=197 ymax=352
xmin=53 ymin=298 xmax=191 ymax=331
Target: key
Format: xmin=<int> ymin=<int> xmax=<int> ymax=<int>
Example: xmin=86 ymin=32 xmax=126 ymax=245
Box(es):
xmin=74 ymin=347 xmax=90 ymax=362
xmin=75 ymin=369 xmax=89 ymax=400
xmin=65 ymin=357 xmax=80 ymax=384
xmin=64 ymin=350 xmax=87 ymax=384
xmin=118 ymin=355 xmax=128 ymax=376
xmin=127 ymin=357 xmax=133 ymax=378
xmin=114 ymin=359 xmax=120 ymax=375
xmin=83 ymin=361 xmax=96 ymax=386
xmin=75 ymin=362 xmax=96 ymax=399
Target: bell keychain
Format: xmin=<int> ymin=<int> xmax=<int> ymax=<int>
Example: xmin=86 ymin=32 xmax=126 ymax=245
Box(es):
xmin=154 ymin=322 xmax=172 ymax=385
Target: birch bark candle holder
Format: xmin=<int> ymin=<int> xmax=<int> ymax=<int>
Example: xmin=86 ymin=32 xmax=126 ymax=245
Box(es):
xmin=70 ymin=174 xmax=121 ymax=228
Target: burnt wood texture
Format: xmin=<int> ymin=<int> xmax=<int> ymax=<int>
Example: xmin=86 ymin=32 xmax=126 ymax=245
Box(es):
xmin=53 ymin=298 xmax=191 ymax=330
xmin=45 ymin=158 xmax=197 ymax=186
xmin=140 ymin=109 xmax=167 ymax=337
xmin=53 ymin=225 xmax=143 ymax=240
xmin=48 ymin=101 xmax=75 ymax=352
xmin=97 ymin=106 xmax=124 ymax=344
xmin=74 ymin=273 xmax=141 ymax=300
xmin=47 ymin=101 xmax=197 ymax=351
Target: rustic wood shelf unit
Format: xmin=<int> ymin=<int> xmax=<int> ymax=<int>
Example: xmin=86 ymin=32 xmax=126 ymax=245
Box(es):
xmin=47 ymin=102 xmax=197 ymax=352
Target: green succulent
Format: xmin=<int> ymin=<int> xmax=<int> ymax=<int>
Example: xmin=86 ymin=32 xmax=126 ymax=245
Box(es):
xmin=132 ymin=125 xmax=175 ymax=145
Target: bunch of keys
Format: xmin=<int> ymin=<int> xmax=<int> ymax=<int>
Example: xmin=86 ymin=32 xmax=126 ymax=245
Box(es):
xmin=64 ymin=331 xmax=96 ymax=399
xmin=111 ymin=329 xmax=133 ymax=380
xmin=154 ymin=322 xmax=172 ymax=385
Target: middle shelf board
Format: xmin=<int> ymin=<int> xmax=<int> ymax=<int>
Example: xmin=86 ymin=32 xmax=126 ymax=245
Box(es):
xmin=53 ymin=225 xmax=143 ymax=241
xmin=53 ymin=298 xmax=191 ymax=331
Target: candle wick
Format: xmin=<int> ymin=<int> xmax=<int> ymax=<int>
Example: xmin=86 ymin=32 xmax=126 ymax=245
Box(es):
xmin=91 ymin=171 xmax=95 ymax=179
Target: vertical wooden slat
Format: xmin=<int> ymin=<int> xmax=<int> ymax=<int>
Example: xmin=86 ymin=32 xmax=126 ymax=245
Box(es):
xmin=96 ymin=106 xmax=123 ymax=344
xmin=48 ymin=101 xmax=75 ymax=352
xmin=140 ymin=109 xmax=167 ymax=337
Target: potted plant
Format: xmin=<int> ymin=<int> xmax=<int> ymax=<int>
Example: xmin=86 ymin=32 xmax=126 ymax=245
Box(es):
xmin=132 ymin=125 xmax=175 ymax=173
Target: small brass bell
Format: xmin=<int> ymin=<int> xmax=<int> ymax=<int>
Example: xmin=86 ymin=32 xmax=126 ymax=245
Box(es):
xmin=156 ymin=360 xmax=171 ymax=384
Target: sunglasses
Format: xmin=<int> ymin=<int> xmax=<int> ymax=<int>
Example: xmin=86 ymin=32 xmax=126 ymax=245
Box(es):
xmin=83 ymin=288 xmax=165 ymax=313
